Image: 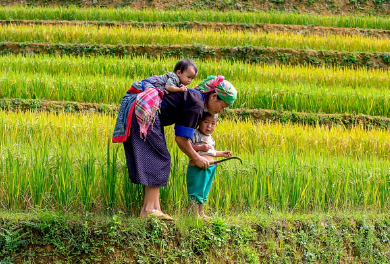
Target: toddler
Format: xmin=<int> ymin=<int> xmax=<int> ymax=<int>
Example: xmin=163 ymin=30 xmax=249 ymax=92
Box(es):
xmin=187 ymin=112 xmax=232 ymax=219
xmin=131 ymin=58 xmax=198 ymax=93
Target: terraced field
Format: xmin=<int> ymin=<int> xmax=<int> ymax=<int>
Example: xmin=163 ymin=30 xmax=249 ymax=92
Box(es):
xmin=0 ymin=4 xmax=390 ymax=262
xmin=1 ymin=3 xmax=390 ymax=212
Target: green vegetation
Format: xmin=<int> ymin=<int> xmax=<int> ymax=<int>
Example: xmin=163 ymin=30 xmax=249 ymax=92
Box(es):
xmin=1 ymin=111 xmax=390 ymax=214
xmin=1 ymin=6 xmax=390 ymax=30
xmin=1 ymin=211 xmax=389 ymax=263
xmin=3 ymin=42 xmax=390 ymax=69
xmin=2 ymin=55 xmax=389 ymax=116
xmin=2 ymin=98 xmax=390 ymax=130
xmin=2 ymin=24 xmax=389 ymax=53
xmin=2 ymin=54 xmax=389 ymax=90
xmin=0 ymin=4 xmax=390 ymax=262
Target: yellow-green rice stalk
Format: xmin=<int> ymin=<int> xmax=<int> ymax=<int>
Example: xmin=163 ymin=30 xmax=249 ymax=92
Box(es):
xmin=1 ymin=110 xmax=389 ymax=214
xmin=0 ymin=6 xmax=389 ymax=30
xmin=1 ymin=24 xmax=389 ymax=53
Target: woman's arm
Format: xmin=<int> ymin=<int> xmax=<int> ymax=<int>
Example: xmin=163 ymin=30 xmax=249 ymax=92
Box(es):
xmin=175 ymin=136 xmax=210 ymax=168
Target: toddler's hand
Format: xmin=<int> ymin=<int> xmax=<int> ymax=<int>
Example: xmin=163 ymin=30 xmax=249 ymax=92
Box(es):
xmin=179 ymin=84 xmax=188 ymax=92
xmin=200 ymin=143 xmax=211 ymax=152
xmin=223 ymin=151 xmax=232 ymax=157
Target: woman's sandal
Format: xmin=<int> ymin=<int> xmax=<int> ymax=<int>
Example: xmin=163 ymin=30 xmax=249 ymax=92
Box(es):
xmin=145 ymin=210 xmax=174 ymax=221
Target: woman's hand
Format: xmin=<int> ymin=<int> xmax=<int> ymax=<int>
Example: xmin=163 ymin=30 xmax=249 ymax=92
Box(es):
xmin=176 ymin=136 xmax=210 ymax=169
xmin=194 ymin=155 xmax=210 ymax=169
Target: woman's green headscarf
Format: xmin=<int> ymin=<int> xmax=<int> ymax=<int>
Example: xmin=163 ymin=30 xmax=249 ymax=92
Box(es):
xmin=194 ymin=75 xmax=237 ymax=106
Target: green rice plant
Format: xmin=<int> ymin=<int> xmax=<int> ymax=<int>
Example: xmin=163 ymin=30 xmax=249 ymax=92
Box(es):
xmin=1 ymin=24 xmax=389 ymax=53
xmin=0 ymin=71 xmax=129 ymax=104
xmin=1 ymin=70 xmax=389 ymax=117
xmin=1 ymin=111 xmax=389 ymax=215
xmin=1 ymin=54 xmax=389 ymax=90
xmin=102 ymin=139 xmax=120 ymax=212
xmin=235 ymin=83 xmax=390 ymax=117
xmin=79 ymin=152 xmax=98 ymax=211
xmin=0 ymin=6 xmax=389 ymax=30
xmin=3 ymin=98 xmax=390 ymax=130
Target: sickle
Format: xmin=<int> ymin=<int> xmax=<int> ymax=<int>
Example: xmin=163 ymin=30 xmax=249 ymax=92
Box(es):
xmin=210 ymin=157 xmax=243 ymax=165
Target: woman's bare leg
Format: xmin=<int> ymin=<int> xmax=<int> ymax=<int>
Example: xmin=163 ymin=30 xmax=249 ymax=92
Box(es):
xmin=154 ymin=189 xmax=161 ymax=211
xmin=140 ymin=186 xmax=160 ymax=218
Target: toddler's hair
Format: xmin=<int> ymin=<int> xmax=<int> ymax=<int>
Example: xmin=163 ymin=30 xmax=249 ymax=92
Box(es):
xmin=201 ymin=112 xmax=218 ymax=121
xmin=174 ymin=59 xmax=198 ymax=74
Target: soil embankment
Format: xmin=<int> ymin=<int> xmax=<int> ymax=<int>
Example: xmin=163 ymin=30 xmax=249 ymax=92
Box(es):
xmin=2 ymin=99 xmax=390 ymax=130
xmin=2 ymin=42 xmax=389 ymax=69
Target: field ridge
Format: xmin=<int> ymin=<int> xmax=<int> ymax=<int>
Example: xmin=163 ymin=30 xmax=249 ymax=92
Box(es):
xmin=2 ymin=42 xmax=389 ymax=69
xmin=2 ymin=98 xmax=390 ymax=130
xmin=2 ymin=212 xmax=390 ymax=263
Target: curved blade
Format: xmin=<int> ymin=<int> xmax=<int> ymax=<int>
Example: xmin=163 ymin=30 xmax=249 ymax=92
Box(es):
xmin=211 ymin=157 xmax=243 ymax=165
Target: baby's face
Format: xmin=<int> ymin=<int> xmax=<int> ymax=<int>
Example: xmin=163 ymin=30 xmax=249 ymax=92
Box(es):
xmin=199 ymin=116 xmax=217 ymax=135
xmin=176 ymin=66 xmax=197 ymax=86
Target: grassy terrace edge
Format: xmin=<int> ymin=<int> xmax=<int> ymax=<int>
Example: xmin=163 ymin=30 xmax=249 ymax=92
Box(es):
xmin=1 ymin=211 xmax=390 ymax=263
xmin=2 ymin=20 xmax=390 ymax=38
xmin=2 ymin=99 xmax=390 ymax=130
xmin=2 ymin=42 xmax=390 ymax=69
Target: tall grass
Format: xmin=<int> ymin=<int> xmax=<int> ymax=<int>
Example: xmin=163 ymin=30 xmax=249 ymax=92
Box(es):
xmin=1 ymin=111 xmax=389 ymax=215
xmin=1 ymin=70 xmax=389 ymax=116
xmin=0 ymin=70 xmax=128 ymax=103
xmin=0 ymin=6 xmax=389 ymax=30
xmin=1 ymin=54 xmax=389 ymax=90
xmin=1 ymin=24 xmax=389 ymax=52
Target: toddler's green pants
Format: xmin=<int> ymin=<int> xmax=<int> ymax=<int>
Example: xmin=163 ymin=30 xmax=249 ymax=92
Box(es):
xmin=186 ymin=165 xmax=217 ymax=204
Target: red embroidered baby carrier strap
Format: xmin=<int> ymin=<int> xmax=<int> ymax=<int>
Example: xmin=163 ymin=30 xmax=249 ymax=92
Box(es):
xmin=128 ymin=86 xmax=142 ymax=95
xmin=125 ymin=86 xmax=143 ymax=140
xmin=135 ymin=87 xmax=164 ymax=139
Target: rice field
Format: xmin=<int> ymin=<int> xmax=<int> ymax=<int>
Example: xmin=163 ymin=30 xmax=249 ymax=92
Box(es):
xmin=1 ymin=111 xmax=389 ymax=214
xmin=2 ymin=71 xmax=390 ymax=116
xmin=2 ymin=55 xmax=389 ymax=89
xmin=2 ymin=24 xmax=390 ymax=52
xmin=1 ymin=6 xmax=390 ymax=30
xmin=1 ymin=55 xmax=389 ymax=116
xmin=0 ymin=5 xmax=389 ymax=218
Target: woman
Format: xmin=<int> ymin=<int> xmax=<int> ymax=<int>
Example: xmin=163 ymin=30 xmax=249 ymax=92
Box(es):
xmin=113 ymin=73 xmax=237 ymax=220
